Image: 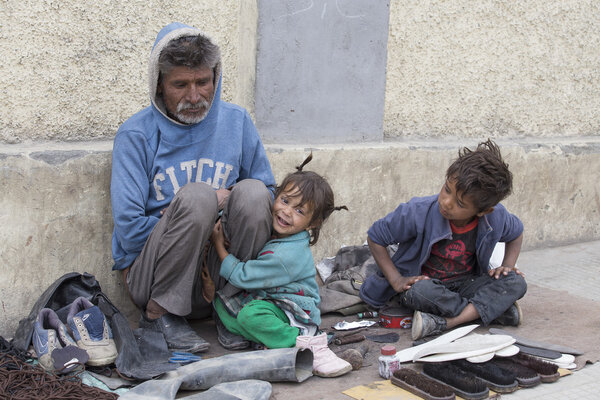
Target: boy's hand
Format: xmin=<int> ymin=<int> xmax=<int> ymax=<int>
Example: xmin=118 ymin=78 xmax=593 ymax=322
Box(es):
xmin=391 ymin=275 xmax=429 ymax=292
xmin=489 ymin=265 xmax=525 ymax=279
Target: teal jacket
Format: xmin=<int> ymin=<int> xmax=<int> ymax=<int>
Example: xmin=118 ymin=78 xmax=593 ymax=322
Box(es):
xmin=218 ymin=230 xmax=321 ymax=326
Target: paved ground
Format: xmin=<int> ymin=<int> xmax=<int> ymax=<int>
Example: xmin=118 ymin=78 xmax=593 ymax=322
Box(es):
xmin=173 ymin=240 xmax=600 ymax=399
xmin=506 ymin=241 xmax=600 ymax=400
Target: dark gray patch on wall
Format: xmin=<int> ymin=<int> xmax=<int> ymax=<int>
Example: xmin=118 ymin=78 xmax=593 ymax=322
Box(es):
xmin=30 ymin=150 xmax=90 ymax=165
xmin=255 ymin=0 xmax=390 ymax=144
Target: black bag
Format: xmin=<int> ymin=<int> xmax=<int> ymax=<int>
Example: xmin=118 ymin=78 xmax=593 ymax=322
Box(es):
xmin=12 ymin=272 xmax=177 ymax=380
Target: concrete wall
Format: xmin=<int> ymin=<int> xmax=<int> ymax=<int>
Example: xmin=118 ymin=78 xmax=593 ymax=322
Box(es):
xmin=0 ymin=1 xmax=242 ymax=143
xmin=384 ymin=1 xmax=600 ymax=138
xmin=1 ymin=1 xmax=599 ymax=338
xmin=254 ymin=0 xmax=389 ymax=143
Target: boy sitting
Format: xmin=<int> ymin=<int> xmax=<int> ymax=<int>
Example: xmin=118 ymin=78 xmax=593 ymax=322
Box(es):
xmin=359 ymin=139 xmax=527 ymax=340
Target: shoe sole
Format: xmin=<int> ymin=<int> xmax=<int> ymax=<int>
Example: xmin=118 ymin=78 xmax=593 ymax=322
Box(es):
xmin=86 ymin=354 xmax=118 ymax=366
xmin=169 ymin=342 xmax=210 ymax=353
xmin=411 ymin=311 xmax=424 ymax=341
xmin=217 ymin=336 xmax=250 ymax=350
xmin=514 ymin=302 xmax=523 ymax=326
xmin=313 ymin=363 xmax=353 ymax=378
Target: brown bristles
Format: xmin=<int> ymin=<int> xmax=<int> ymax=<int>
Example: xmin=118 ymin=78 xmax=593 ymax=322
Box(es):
xmin=491 ymin=357 xmax=541 ymax=388
xmin=392 ymin=368 xmax=455 ymax=400
xmin=512 ymin=353 xmax=558 ymax=375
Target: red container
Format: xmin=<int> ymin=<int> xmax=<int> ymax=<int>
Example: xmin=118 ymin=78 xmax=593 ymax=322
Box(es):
xmin=379 ymin=306 xmax=413 ymax=329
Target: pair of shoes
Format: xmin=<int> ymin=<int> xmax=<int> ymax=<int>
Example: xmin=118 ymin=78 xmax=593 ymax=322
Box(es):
xmin=296 ymin=333 xmax=352 ymax=378
xmin=67 ymin=297 xmax=118 ymax=366
xmin=411 ymin=311 xmax=447 ymax=340
xmin=213 ymin=311 xmax=249 ymax=350
xmin=139 ymin=313 xmax=209 ymax=353
xmin=33 ymin=308 xmax=89 ymax=373
xmin=492 ymin=302 xmax=522 ymax=326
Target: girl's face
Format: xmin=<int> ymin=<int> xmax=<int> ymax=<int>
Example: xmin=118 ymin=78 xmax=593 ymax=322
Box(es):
xmin=272 ymin=184 xmax=315 ymax=238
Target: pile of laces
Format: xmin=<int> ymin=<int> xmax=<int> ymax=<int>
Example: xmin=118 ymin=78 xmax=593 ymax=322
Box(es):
xmin=0 ymin=336 xmax=118 ymax=399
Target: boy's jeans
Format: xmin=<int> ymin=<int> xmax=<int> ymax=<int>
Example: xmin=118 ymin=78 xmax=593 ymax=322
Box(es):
xmin=400 ymin=272 xmax=527 ymax=325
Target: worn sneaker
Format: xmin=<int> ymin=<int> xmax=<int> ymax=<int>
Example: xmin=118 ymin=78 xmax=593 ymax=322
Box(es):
xmin=213 ymin=312 xmax=249 ymax=350
xmin=139 ymin=313 xmax=209 ymax=353
xmin=67 ymin=297 xmax=118 ymax=366
xmin=493 ymin=302 xmax=522 ymax=326
xmin=411 ymin=311 xmax=447 ymax=340
xmin=33 ymin=308 xmax=89 ymax=373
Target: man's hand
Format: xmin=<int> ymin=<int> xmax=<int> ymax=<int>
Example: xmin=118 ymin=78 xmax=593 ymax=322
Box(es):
xmin=390 ymin=275 xmax=429 ymax=292
xmin=215 ymin=188 xmax=231 ymax=210
xmin=489 ymin=265 xmax=525 ymax=279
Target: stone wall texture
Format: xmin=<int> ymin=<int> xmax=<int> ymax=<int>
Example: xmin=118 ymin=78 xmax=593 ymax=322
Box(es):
xmin=1 ymin=0 xmax=241 ymax=143
xmin=384 ymin=0 xmax=600 ymax=138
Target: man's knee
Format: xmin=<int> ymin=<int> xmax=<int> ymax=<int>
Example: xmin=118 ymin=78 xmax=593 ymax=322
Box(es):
xmin=228 ymin=179 xmax=272 ymax=220
xmin=177 ymin=182 xmax=217 ymax=206
xmin=231 ymin=179 xmax=271 ymax=203
xmin=173 ymin=183 xmax=218 ymax=223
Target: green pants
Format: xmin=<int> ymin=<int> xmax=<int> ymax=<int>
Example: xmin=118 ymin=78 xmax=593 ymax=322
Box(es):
xmin=214 ymin=298 xmax=300 ymax=348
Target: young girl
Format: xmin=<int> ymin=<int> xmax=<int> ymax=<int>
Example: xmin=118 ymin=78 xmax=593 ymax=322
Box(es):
xmin=211 ymin=154 xmax=352 ymax=378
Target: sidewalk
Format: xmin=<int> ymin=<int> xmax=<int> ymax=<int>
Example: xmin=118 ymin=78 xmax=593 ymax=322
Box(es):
xmin=506 ymin=240 xmax=600 ymax=400
xmin=267 ymin=240 xmax=600 ymax=399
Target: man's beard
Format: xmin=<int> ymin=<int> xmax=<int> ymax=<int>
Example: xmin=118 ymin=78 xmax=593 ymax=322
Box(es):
xmin=174 ymin=99 xmax=210 ymax=124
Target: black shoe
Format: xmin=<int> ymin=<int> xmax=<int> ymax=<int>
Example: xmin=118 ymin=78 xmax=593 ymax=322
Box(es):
xmin=139 ymin=313 xmax=209 ymax=353
xmin=411 ymin=311 xmax=447 ymax=340
xmin=493 ymin=302 xmax=522 ymax=326
xmin=213 ymin=312 xmax=249 ymax=350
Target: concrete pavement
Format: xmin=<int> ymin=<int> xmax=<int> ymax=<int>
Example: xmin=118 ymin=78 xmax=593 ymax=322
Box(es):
xmin=507 ymin=240 xmax=600 ymax=400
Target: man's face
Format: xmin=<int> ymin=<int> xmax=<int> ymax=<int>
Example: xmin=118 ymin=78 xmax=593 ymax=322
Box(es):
xmin=158 ymin=66 xmax=214 ymax=124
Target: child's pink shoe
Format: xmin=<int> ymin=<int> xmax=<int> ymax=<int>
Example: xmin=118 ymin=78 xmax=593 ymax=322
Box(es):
xmin=296 ymin=333 xmax=352 ymax=378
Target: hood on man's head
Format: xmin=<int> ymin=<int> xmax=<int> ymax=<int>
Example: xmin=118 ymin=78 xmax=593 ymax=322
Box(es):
xmin=148 ymin=22 xmax=222 ymax=125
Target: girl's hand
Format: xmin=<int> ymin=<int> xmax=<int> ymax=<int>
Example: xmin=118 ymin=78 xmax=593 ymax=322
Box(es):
xmin=211 ymin=220 xmax=225 ymax=247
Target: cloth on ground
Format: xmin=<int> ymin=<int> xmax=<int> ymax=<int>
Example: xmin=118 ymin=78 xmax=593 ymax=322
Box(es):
xmin=318 ymin=244 xmax=395 ymax=315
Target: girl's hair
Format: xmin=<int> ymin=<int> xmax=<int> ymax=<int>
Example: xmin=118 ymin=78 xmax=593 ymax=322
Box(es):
xmin=275 ymin=153 xmax=347 ymax=245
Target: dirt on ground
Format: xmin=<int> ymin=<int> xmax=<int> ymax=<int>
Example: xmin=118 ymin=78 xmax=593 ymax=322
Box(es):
xmin=181 ymin=283 xmax=598 ymax=400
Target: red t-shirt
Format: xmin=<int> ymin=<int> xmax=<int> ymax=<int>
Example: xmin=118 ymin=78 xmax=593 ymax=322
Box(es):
xmin=421 ymin=217 xmax=478 ymax=281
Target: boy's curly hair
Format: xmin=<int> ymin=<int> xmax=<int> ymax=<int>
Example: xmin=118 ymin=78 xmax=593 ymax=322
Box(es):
xmin=446 ymin=139 xmax=513 ymax=211
xmin=275 ymin=153 xmax=347 ymax=245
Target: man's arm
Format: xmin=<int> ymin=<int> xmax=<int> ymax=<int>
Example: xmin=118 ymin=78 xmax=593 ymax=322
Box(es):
xmin=368 ymin=237 xmax=428 ymax=292
xmin=111 ymin=130 xmax=159 ymax=264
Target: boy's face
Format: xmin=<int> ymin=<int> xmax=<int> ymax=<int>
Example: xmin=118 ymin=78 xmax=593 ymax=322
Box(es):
xmin=272 ymin=185 xmax=315 ymax=238
xmin=438 ymin=178 xmax=492 ymax=227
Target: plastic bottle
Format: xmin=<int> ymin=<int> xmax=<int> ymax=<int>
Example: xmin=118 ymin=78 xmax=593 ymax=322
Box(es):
xmin=357 ymin=311 xmax=378 ymax=319
xmin=378 ymin=345 xmax=400 ymax=379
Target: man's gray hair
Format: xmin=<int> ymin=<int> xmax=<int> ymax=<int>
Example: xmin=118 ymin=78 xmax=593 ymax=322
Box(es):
xmin=158 ymin=35 xmax=220 ymax=75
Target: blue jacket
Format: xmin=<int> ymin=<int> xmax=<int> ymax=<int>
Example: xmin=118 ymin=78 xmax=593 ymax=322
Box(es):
xmin=218 ymin=231 xmax=321 ymax=326
xmin=110 ymin=23 xmax=275 ymax=271
xmin=359 ymin=194 xmax=523 ymax=307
